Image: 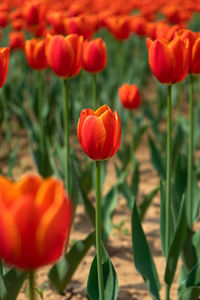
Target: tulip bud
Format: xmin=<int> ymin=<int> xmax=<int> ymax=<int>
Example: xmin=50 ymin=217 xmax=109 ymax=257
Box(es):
xmin=119 ymin=83 xmax=141 ymax=109
xmin=45 ymin=33 xmax=83 ymax=78
xmin=0 ymin=174 xmax=72 ymax=270
xmin=25 ymin=39 xmax=47 ymax=70
xmin=82 ymin=38 xmax=107 ymax=73
xmin=77 ymin=104 xmax=121 ymax=160
xmin=146 ymin=37 xmax=189 ymax=84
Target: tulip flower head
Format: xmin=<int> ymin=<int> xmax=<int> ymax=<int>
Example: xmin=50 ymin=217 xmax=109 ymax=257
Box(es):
xmin=82 ymin=38 xmax=107 ymax=73
xmin=45 ymin=33 xmax=83 ymax=78
xmin=146 ymin=36 xmax=189 ymax=84
xmin=0 ymin=174 xmax=72 ymax=270
xmin=77 ymin=104 xmax=121 ymax=160
xmin=25 ymin=38 xmax=47 ymax=70
xmin=9 ymin=31 xmax=25 ymax=50
xmin=119 ymin=83 xmax=141 ymax=109
xmin=0 ymin=47 xmax=9 ymax=88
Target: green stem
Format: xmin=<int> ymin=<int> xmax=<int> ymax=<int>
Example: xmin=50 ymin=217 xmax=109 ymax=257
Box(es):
xmin=28 ymin=271 xmax=35 ymax=300
xmin=165 ymin=283 xmax=170 ymax=300
xmin=93 ymin=74 xmax=97 ymax=109
xmin=96 ymin=160 xmax=104 ymax=300
xmin=38 ymin=71 xmax=44 ymax=176
xmin=166 ymin=85 xmax=172 ymax=254
xmin=130 ymin=112 xmax=135 ymax=159
xmin=188 ymin=75 xmax=194 ymax=229
xmin=63 ymin=79 xmax=70 ymax=194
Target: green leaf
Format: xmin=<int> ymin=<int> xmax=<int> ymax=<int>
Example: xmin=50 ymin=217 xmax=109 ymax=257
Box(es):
xmin=139 ymin=186 xmax=159 ymax=221
xmin=131 ymin=198 xmax=160 ymax=300
xmin=174 ymin=154 xmax=187 ymax=201
xmin=86 ymin=243 xmax=118 ymax=300
xmin=0 ymin=268 xmax=27 ymax=300
xmin=119 ymin=181 xmax=133 ymax=210
xmin=164 ymin=196 xmax=187 ymax=287
xmin=185 ymin=173 xmax=200 ymax=224
xmin=178 ymin=262 xmax=200 ymax=300
xmin=148 ymin=136 xmax=165 ymax=179
xmin=102 ymin=186 xmax=118 ymax=239
xmin=49 ymin=231 xmax=95 ymax=293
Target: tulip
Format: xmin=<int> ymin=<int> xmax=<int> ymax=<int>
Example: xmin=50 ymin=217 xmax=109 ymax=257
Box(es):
xmin=45 ymin=33 xmax=83 ymax=78
xmin=146 ymin=37 xmax=189 ymax=84
xmin=77 ymin=104 xmax=121 ymax=160
xmin=0 ymin=174 xmax=72 ymax=270
xmin=0 ymin=47 xmax=9 ymax=88
xmin=25 ymin=39 xmax=47 ymax=70
xmin=9 ymin=31 xmax=25 ymax=50
xmin=119 ymin=83 xmax=141 ymax=109
xmin=24 ymin=3 xmax=39 ymax=26
xmin=105 ymin=16 xmax=131 ymax=40
xmin=82 ymin=38 xmax=107 ymax=73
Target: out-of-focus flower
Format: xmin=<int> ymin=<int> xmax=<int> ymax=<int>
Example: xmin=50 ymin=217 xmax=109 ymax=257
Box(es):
xmin=45 ymin=33 xmax=83 ymax=78
xmin=77 ymin=104 xmax=121 ymax=160
xmin=25 ymin=39 xmax=48 ymax=70
xmin=82 ymin=38 xmax=107 ymax=73
xmin=9 ymin=31 xmax=25 ymax=50
xmin=119 ymin=83 xmax=141 ymax=109
xmin=0 ymin=174 xmax=72 ymax=270
xmin=0 ymin=47 xmax=9 ymax=88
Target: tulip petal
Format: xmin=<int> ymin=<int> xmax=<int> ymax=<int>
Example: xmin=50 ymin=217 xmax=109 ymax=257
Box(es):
xmin=77 ymin=108 xmax=95 ymax=146
xmin=81 ymin=115 xmax=106 ymax=160
xmin=112 ymin=111 xmax=121 ymax=156
xmin=148 ymin=39 xmax=175 ymax=84
xmin=0 ymin=47 xmax=9 ymax=88
xmin=95 ymin=104 xmax=111 ymax=117
xmin=99 ymin=109 xmax=115 ymax=158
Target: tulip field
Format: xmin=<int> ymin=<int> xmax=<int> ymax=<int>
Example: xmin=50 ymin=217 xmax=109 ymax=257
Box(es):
xmin=1 ymin=0 xmax=200 ymax=299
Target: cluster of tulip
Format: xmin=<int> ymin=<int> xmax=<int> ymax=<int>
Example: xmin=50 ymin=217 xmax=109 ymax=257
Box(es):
xmin=0 ymin=0 xmax=200 ymax=299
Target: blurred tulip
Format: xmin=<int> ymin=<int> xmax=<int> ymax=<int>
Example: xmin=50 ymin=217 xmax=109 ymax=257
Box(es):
xmin=9 ymin=31 xmax=25 ymax=50
xmin=24 ymin=3 xmax=39 ymax=26
xmin=25 ymin=39 xmax=47 ymax=70
xmin=82 ymin=38 xmax=107 ymax=73
xmin=77 ymin=104 xmax=121 ymax=160
xmin=0 ymin=47 xmax=9 ymax=88
xmin=146 ymin=37 xmax=189 ymax=84
xmin=176 ymin=29 xmax=200 ymax=74
xmin=105 ymin=16 xmax=131 ymax=40
xmin=65 ymin=15 xmax=97 ymax=40
xmin=0 ymin=11 xmax=8 ymax=27
xmin=45 ymin=33 xmax=83 ymax=78
xmin=119 ymin=83 xmax=141 ymax=109
xmin=0 ymin=174 xmax=72 ymax=270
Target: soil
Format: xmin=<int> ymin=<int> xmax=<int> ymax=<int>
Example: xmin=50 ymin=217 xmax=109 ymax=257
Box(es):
xmin=1 ymin=127 xmax=181 ymax=300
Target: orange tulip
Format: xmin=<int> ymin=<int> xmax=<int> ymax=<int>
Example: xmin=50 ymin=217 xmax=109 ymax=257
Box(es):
xmin=0 ymin=47 xmax=9 ymax=88
xmin=146 ymin=37 xmax=189 ymax=84
xmin=9 ymin=31 xmax=25 ymax=50
xmin=105 ymin=16 xmax=131 ymax=40
xmin=77 ymin=104 xmax=121 ymax=160
xmin=25 ymin=39 xmax=47 ymax=70
xmin=45 ymin=33 xmax=83 ymax=78
xmin=82 ymin=38 xmax=107 ymax=73
xmin=176 ymin=29 xmax=200 ymax=74
xmin=119 ymin=83 xmax=141 ymax=109
xmin=0 ymin=174 xmax=72 ymax=270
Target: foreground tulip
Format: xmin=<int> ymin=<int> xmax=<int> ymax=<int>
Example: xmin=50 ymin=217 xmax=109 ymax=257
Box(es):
xmin=119 ymin=83 xmax=141 ymax=109
xmin=0 ymin=47 xmax=9 ymax=88
xmin=82 ymin=38 xmax=107 ymax=73
xmin=146 ymin=37 xmax=189 ymax=84
xmin=77 ymin=104 xmax=121 ymax=160
xmin=0 ymin=174 xmax=72 ymax=270
xmin=25 ymin=38 xmax=47 ymax=70
xmin=45 ymin=33 xmax=83 ymax=78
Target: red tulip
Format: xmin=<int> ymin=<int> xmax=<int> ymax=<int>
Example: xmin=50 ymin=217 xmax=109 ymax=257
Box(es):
xmin=0 ymin=47 xmax=9 ymax=88
xmin=9 ymin=31 xmax=25 ymax=50
xmin=119 ymin=83 xmax=141 ymax=109
xmin=25 ymin=39 xmax=47 ymax=70
xmin=176 ymin=29 xmax=200 ymax=74
xmin=146 ymin=37 xmax=189 ymax=84
xmin=45 ymin=33 xmax=83 ymax=78
xmin=82 ymin=38 xmax=107 ymax=73
xmin=105 ymin=16 xmax=131 ymax=40
xmin=77 ymin=104 xmax=121 ymax=160
xmin=0 ymin=174 xmax=72 ymax=270
xmin=24 ymin=3 xmax=39 ymax=26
